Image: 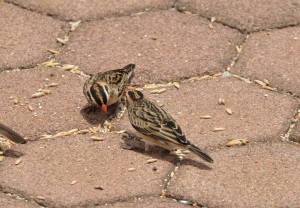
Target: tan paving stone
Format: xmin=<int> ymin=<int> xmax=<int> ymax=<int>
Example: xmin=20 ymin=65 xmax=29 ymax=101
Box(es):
xmin=0 ymin=67 xmax=101 ymax=140
xmin=114 ymin=77 xmax=298 ymax=152
xmin=6 ymin=0 xmax=176 ymax=21
xmin=57 ymin=10 xmax=243 ymax=86
xmin=99 ymin=196 xmax=187 ymax=208
xmin=232 ymin=27 xmax=300 ymax=96
xmin=0 ymin=192 xmax=38 ymax=208
xmin=0 ymin=3 xmax=66 ymax=71
xmin=176 ymin=0 xmax=300 ymax=32
xmin=168 ymin=141 xmax=300 ymax=208
xmin=0 ymin=133 xmax=175 ymax=207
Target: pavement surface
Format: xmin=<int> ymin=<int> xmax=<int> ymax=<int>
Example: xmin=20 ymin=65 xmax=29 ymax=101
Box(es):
xmin=0 ymin=1 xmax=300 ymax=208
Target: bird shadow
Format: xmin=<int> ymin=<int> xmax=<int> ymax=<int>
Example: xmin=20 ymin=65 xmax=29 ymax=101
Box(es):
xmin=121 ymin=132 xmax=212 ymax=171
xmin=80 ymin=103 xmax=119 ymax=125
xmin=3 ymin=149 xmax=24 ymax=158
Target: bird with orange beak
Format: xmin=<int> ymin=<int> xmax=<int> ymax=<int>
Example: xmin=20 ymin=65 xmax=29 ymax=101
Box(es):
xmin=83 ymin=64 xmax=135 ymax=113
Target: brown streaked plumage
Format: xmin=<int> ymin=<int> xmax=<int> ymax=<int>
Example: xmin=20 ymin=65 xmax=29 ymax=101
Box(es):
xmin=83 ymin=64 xmax=135 ymax=113
xmin=125 ymin=89 xmax=213 ymax=163
xmin=0 ymin=123 xmax=27 ymax=144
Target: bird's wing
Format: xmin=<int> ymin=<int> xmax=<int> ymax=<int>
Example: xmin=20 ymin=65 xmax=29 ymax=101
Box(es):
xmin=129 ymin=101 xmax=188 ymax=145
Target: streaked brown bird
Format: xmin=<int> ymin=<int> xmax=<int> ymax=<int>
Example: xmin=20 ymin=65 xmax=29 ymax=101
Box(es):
xmin=83 ymin=64 xmax=135 ymax=113
xmin=0 ymin=123 xmax=27 ymax=144
xmin=125 ymin=89 xmax=213 ymax=163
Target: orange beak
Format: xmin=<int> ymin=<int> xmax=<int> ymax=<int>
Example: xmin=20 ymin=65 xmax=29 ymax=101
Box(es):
xmin=101 ymin=104 xmax=108 ymax=113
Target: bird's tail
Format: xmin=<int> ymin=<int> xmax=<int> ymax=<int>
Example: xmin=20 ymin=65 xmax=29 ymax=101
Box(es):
xmin=123 ymin=64 xmax=135 ymax=79
xmin=188 ymin=144 xmax=213 ymax=163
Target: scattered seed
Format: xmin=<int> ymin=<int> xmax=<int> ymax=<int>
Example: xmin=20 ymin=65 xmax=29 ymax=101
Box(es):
xmin=170 ymin=171 xmax=175 ymax=178
xmin=13 ymin=98 xmax=18 ymax=104
xmin=147 ymin=158 xmax=157 ymax=164
xmin=218 ymin=98 xmax=225 ymax=105
xmin=46 ymin=49 xmax=59 ymax=54
xmin=47 ymin=83 xmax=59 ymax=87
xmin=27 ymin=105 xmax=34 ymax=111
xmin=128 ymin=168 xmax=136 ymax=172
xmin=69 ymin=20 xmax=81 ymax=32
xmin=56 ymin=36 xmax=69 ymax=45
xmin=39 ymin=59 xmax=60 ymax=67
xmin=183 ymin=11 xmax=192 ymax=15
xmin=31 ymin=92 xmax=46 ymax=98
xmin=70 ymin=180 xmax=78 ymax=185
xmin=226 ymin=108 xmax=233 ymax=115
xmin=67 ymin=129 xmax=79 ymax=134
xmin=15 ymin=158 xmax=22 ymax=165
xmin=213 ymin=127 xmax=225 ymax=132
xmin=213 ymin=73 xmax=222 ymax=77
xmin=236 ymin=45 xmax=242 ymax=53
xmin=263 ymin=79 xmax=269 ymax=85
xmin=76 ymin=129 xmax=90 ymax=134
xmin=94 ymin=186 xmax=104 ymax=190
xmin=208 ymin=23 xmax=213 ymax=29
xmin=173 ymin=82 xmax=180 ymax=89
xmin=9 ymin=96 xmax=14 ymax=99
xmin=226 ymin=139 xmax=249 ymax=147
xmin=36 ymin=196 xmax=45 ymax=200
xmin=211 ymin=16 xmax=216 ymax=22
xmin=39 ymin=89 xmax=51 ymax=94
xmin=150 ymin=88 xmax=167 ymax=94
xmin=60 ymin=64 xmax=76 ymax=71
xmin=254 ymin=79 xmax=266 ymax=86
xmin=262 ymin=85 xmax=276 ymax=91
xmin=200 ymin=115 xmax=212 ymax=119
xmin=90 ymin=136 xmax=104 ymax=141
xmin=111 ymin=130 xmax=127 ymax=134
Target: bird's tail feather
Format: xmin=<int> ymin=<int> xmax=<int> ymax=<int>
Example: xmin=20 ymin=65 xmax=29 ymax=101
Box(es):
xmin=188 ymin=144 xmax=213 ymax=163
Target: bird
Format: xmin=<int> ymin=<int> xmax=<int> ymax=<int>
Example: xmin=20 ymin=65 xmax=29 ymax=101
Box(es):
xmin=125 ymin=89 xmax=213 ymax=163
xmin=83 ymin=64 xmax=135 ymax=113
xmin=0 ymin=123 xmax=27 ymax=144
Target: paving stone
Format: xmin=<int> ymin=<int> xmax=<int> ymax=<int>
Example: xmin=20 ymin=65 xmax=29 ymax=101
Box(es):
xmin=176 ymin=0 xmax=300 ymax=32
xmin=0 ymin=3 xmax=66 ymax=71
xmin=114 ymin=77 xmax=298 ymax=152
xmin=0 ymin=192 xmax=38 ymax=208
xmin=168 ymin=141 xmax=300 ymax=208
xmin=0 ymin=133 xmax=175 ymax=207
xmin=6 ymin=0 xmax=176 ymax=21
xmin=57 ymin=10 xmax=243 ymax=86
xmin=232 ymin=27 xmax=300 ymax=96
xmin=0 ymin=67 xmax=103 ymax=140
xmin=99 ymin=196 xmax=187 ymax=208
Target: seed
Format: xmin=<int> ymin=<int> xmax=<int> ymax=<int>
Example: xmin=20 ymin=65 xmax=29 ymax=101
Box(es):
xmin=46 ymin=49 xmax=59 ymax=54
xmin=226 ymin=108 xmax=233 ymax=115
xmin=150 ymin=88 xmax=167 ymax=94
xmin=183 ymin=11 xmax=192 ymax=15
xmin=13 ymin=98 xmax=18 ymax=104
xmin=208 ymin=23 xmax=213 ymax=29
xmin=263 ymin=79 xmax=269 ymax=85
xmin=236 ymin=45 xmax=242 ymax=53
xmin=200 ymin=115 xmax=212 ymax=119
xmin=90 ymin=136 xmax=104 ymax=141
xmin=31 ymin=92 xmax=46 ymax=98
xmin=218 ymin=98 xmax=225 ymax=105
xmin=211 ymin=16 xmax=216 ymax=22
xmin=173 ymin=82 xmax=180 ymax=89
xmin=262 ymin=85 xmax=276 ymax=91
xmin=39 ymin=89 xmax=51 ymax=94
xmin=111 ymin=130 xmax=127 ymax=134
xmin=147 ymin=158 xmax=157 ymax=164
xmin=70 ymin=180 xmax=78 ymax=185
xmin=15 ymin=158 xmax=22 ymax=165
xmin=170 ymin=171 xmax=174 ymax=178
xmin=47 ymin=83 xmax=59 ymax=87
xmin=254 ymin=80 xmax=266 ymax=86
xmin=0 ymin=156 xmax=4 ymax=162
xmin=39 ymin=59 xmax=60 ymax=67
xmin=69 ymin=21 xmax=81 ymax=32
xmin=213 ymin=127 xmax=225 ymax=132
xmin=60 ymin=64 xmax=75 ymax=71
xmin=128 ymin=168 xmax=136 ymax=172
xmin=226 ymin=139 xmax=249 ymax=147
xmin=36 ymin=196 xmax=45 ymax=200
xmin=28 ymin=105 xmax=34 ymax=111
xmin=56 ymin=36 xmax=69 ymax=45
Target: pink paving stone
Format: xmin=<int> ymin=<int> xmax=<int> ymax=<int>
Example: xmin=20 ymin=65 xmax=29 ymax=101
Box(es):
xmin=6 ymin=0 xmax=176 ymax=21
xmin=232 ymin=26 xmax=300 ymax=96
xmin=100 ymin=196 xmax=188 ymax=208
xmin=0 ymin=67 xmax=105 ymax=140
xmin=0 ymin=2 xmax=66 ymax=71
xmin=168 ymin=142 xmax=300 ymax=207
xmin=176 ymin=0 xmax=300 ymax=32
xmin=0 ymin=192 xmax=38 ymax=208
xmin=57 ymin=10 xmax=243 ymax=86
xmin=113 ymin=76 xmax=298 ymax=152
xmin=0 ymin=133 xmax=175 ymax=207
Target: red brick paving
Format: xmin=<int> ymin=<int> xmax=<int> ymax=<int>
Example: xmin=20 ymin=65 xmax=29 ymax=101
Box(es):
xmin=1 ymin=1 xmax=300 ymax=207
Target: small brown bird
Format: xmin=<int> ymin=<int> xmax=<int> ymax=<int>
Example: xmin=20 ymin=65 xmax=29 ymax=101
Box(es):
xmin=0 ymin=123 xmax=27 ymax=144
xmin=83 ymin=64 xmax=135 ymax=113
xmin=126 ymin=89 xmax=213 ymax=163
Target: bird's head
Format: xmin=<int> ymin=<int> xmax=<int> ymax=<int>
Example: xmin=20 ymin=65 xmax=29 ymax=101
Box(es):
xmin=89 ymin=82 xmax=110 ymax=113
xmin=126 ymin=89 xmax=144 ymax=106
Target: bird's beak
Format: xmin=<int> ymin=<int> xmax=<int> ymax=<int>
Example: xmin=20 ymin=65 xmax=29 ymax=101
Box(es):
xmin=101 ymin=104 xmax=108 ymax=113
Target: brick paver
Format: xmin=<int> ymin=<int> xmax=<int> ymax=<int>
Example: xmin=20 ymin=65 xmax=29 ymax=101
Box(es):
xmin=1 ymin=0 xmax=300 ymax=207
